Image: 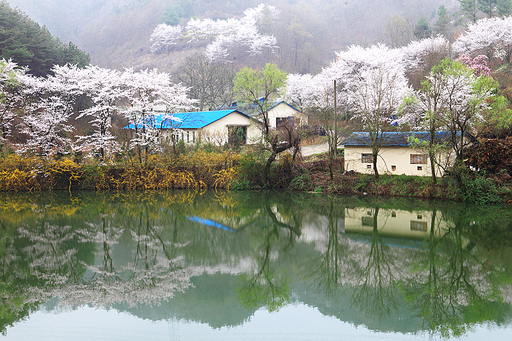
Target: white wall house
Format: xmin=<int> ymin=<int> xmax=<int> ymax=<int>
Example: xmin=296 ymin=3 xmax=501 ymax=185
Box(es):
xmin=343 ymin=132 xmax=458 ymax=177
xmin=264 ymin=101 xmax=309 ymax=128
xmin=126 ymin=109 xmax=262 ymax=146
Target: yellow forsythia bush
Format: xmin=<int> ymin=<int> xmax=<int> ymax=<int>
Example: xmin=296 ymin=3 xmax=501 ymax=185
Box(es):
xmin=0 ymin=151 xmax=241 ymax=192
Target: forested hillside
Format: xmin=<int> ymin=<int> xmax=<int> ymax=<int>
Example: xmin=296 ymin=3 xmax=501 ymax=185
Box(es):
xmin=4 ymin=0 xmax=457 ymax=74
xmin=0 ymin=2 xmax=89 ymax=76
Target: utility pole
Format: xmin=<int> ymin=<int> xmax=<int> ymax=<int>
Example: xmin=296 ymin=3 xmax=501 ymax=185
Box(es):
xmin=334 ymin=79 xmax=337 ymax=158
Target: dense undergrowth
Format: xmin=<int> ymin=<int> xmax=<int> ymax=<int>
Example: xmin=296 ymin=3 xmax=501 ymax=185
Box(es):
xmin=1 ymin=150 xmax=511 ymax=205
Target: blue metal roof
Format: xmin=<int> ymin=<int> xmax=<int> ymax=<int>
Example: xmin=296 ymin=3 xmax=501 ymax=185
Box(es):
xmin=342 ymin=131 xmax=465 ymax=147
xmin=268 ymin=101 xmax=304 ymax=114
xmin=125 ymin=109 xmax=250 ymax=130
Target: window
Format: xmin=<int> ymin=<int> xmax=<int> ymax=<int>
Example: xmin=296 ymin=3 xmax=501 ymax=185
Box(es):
xmin=187 ymin=131 xmax=190 ymax=143
xmin=410 ymin=220 xmax=428 ymax=231
xmin=410 ymin=154 xmax=427 ymax=164
xmin=192 ymin=131 xmax=195 ymax=142
xmin=362 ymin=153 xmax=373 ymax=163
xmin=228 ymin=126 xmax=247 ymax=147
xmin=391 ymin=211 xmax=396 ymax=217
xmin=276 ymin=116 xmax=295 ymax=127
xmin=391 ymin=165 xmax=396 ymax=171
xmin=417 ymin=166 xmax=423 ymax=171
xmin=362 ymin=216 xmax=374 ymax=226
xmin=367 ymin=165 xmax=372 ymax=169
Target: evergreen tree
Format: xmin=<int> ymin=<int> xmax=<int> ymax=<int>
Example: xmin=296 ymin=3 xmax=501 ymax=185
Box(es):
xmin=458 ymin=0 xmax=479 ymax=22
xmin=478 ymin=0 xmax=498 ymax=17
xmin=414 ymin=16 xmax=432 ymax=39
xmin=497 ymin=0 xmax=512 ymax=16
xmin=0 ymin=2 xmax=89 ymax=76
xmin=434 ymin=5 xmax=450 ymax=37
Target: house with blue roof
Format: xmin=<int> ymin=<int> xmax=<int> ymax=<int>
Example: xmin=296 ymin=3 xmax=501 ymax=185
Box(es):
xmin=125 ymin=109 xmax=262 ymax=146
xmin=342 ymin=131 xmax=462 ymax=177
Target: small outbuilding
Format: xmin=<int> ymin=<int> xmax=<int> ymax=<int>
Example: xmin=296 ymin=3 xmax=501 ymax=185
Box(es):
xmin=264 ymin=101 xmax=309 ymax=128
xmin=342 ymin=131 xmax=461 ymax=177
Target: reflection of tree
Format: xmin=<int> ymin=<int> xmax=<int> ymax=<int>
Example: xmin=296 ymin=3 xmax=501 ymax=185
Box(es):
xmin=305 ymin=198 xmax=347 ymax=298
xmin=351 ymin=207 xmax=402 ymax=319
xmin=402 ymin=207 xmax=511 ymax=338
xmin=236 ymin=201 xmax=301 ymax=312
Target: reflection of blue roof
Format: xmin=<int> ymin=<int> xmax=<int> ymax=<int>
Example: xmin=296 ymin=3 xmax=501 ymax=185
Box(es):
xmin=187 ymin=216 xmax=236 ymax=233
xmin=124 ymin=110 xmax=249 ymax=130
xmin=342 ymin=131 xmax=469 ymax=147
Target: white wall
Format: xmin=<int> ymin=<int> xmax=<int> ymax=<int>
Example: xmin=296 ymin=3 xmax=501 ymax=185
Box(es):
xmin=344 ymin=146 xmax=453 ymax=177
xmin=267 ymin=103 xmax=308 ymax=128
xmin=344 ymin=207 xmax=450 ymax=239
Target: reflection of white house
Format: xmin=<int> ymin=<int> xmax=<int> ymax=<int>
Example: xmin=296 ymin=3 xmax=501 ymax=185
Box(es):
xmin=126 ymin=109 xmax=262 ymax=146
xmin=264 ymin=101 xmax=309 ymax=128
xmin=344 ymin=207 xmax=449 ymax=239
xmin=343 ymin=132 xmax=458 ymax=177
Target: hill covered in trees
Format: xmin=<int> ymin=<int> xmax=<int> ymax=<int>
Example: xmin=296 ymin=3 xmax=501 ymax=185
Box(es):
xmin=4 ymin=0 xmax=456 ymax=75
xmin=0 ymin=1 xmax=89 ymax=76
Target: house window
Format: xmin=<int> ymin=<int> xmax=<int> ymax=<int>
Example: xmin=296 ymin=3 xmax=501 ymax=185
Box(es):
xmin=410 ymin=154 xmax=427 ymax=164
xmin=192 ymin=131 xmax=195 ymax=142
xmin=276 ymin=116 xmax=295 ymax=127
xmin=367 ymin=165 xmax=372 ymax=169
xmin=410 ymin=220 xmax=428 ymax=231
xmin=187 ymin=131 xmax=190 ymax=143
xmin=362 ymin=216 xmax=374 ymax=227
xmin=391 ymin=165 xmax=396 ymax=171
xmin=228 ymin=126 xmax=247 ymax=147
xmin=391 ymin=211 xmax=396 ymax=217
xmin=417 ymin=214 xmax=423 ymax=220
xmin=362 ymin=153 xmax=373 ymax=163
xmin=417 ymin=166 xmax=423 ymax=171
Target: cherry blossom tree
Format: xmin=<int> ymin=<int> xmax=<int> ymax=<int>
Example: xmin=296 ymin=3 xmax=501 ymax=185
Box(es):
xmin=321 ymin=44 xmax=410 ymax=179
xmin=457 ymin=53 xmax=492 ymax=77
xmin=0 ymin=59 xmax=24 ymax=150
xmin=121 ymin=68 xmax=194 ymax=163
xmin=16 ymin=73 xmax=75 ymax=157
xmin=437 ymin=60 xmax=497 ymax=161
xmin=150 ymin=24 xmax=183 ymax=54
xmin=62 ymin=65 xmax=126 ymax=161
xmin=150 ymin=4 xmax=280 ymax=61
xmin=452 ymin=16 xmax=512 ymax=64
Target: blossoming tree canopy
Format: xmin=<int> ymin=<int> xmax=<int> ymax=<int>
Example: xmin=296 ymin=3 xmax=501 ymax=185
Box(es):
xmin=452 ymin=16 xmax=512 ymax=63
xmin=150 ymin=4 xmax=280 ymax=61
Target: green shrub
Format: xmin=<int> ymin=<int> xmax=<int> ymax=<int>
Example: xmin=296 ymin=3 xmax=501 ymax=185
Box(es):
xmin=459 ymin=173 xmax=503 ymax=205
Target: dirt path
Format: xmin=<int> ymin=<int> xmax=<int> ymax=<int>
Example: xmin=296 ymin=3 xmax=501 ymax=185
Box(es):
xmin=301 ymin=142 xmax=329 ymax=157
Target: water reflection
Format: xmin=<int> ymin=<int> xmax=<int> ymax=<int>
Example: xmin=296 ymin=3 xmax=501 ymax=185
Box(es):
xmin=0 ymin=191 xmax=511 ymax=338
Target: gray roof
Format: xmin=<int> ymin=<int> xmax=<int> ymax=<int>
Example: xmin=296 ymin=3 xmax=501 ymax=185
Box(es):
xmin=342 ymin=132 xmax=463 ymax=147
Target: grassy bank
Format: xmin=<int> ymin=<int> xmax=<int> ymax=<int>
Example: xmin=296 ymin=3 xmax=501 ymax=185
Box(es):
xmin=1 ymin=151 xmax=511 ymax=204
xmin=290 ymin=156 xmax=512 ymax=204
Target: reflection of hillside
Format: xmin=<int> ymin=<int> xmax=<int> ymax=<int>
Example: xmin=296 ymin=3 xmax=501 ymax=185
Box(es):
xmin=115 ymin=274 xmax=257 ymax=329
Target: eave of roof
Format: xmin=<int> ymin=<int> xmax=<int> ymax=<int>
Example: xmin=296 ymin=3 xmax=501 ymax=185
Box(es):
xmin=342 ymin=131 xmax=465 ymax=147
